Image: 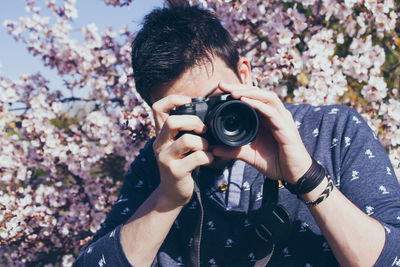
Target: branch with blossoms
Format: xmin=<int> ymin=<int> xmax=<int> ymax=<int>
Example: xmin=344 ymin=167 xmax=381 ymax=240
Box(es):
xmin=5 ymin=96 xmax=124 ymax=112
xmin=103 ymin=0 xmax=133 ymax=7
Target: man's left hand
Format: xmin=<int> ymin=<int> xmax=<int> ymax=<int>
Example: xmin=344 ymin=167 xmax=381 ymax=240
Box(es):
xmin=212 ymin=82 xmax=312 ymax=184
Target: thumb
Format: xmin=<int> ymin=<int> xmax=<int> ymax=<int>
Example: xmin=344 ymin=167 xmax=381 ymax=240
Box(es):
xmin=211 ymin=145 xmax=251 ymax=162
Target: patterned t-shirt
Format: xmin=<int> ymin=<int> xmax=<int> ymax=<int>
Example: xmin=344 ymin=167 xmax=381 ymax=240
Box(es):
xmin=75 ymin=103 xmax=400 ymax=267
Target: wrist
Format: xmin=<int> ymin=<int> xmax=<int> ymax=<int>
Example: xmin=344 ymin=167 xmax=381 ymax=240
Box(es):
xmin=299 ymin=176 xmax=329 ymax=202
xmin=157 ymin=180 xmax=193 ymax=208
xmin=283 ymin=153 xmax=313 ymax=184
xmin=283 ymin=157 xmax=326 ymax=195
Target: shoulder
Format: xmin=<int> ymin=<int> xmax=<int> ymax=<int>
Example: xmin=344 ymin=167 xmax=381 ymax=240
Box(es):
xmin=284 ymin=103 xmax=374 ymax=169
xmin=284 ymin=102 xmax=359 ymax=135
xmin=284 ymin=102 xmax=355 ymax=121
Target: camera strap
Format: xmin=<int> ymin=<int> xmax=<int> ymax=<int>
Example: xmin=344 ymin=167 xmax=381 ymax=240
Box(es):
xmin=189 ymin=169 xmax=292 ymax=267
xmin=255 ymin=178 xmax=292 ymax=244
xmin=189 ymin=168 xmax=204 ymax=267
xmin=253 ymin=178 xmax=292 ymax=266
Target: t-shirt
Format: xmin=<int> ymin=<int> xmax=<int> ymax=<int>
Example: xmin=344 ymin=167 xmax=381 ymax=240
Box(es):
xmin=74 ymin=103 xmax=400 ymax=266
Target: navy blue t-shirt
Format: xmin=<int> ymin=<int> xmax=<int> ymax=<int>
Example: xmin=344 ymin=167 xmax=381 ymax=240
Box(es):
xmin=75 ymin=103 xmax=400 ymax=266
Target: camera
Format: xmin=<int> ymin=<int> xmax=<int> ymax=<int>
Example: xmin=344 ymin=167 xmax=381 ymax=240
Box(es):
xmin=169 ymin=94 xmax=259 ymax=147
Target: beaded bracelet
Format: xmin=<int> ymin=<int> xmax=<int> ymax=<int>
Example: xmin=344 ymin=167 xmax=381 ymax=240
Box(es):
xmin=303 ymin=176 xmax=334 ymax=207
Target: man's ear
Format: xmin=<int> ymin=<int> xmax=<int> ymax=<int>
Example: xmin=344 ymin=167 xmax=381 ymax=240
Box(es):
xmin=238 ymin=57 xmax=252 ymax=85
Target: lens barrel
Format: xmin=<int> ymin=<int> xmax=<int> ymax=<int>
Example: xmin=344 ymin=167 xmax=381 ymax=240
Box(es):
xmin=208 ymin=100 xmax=258 ymax=147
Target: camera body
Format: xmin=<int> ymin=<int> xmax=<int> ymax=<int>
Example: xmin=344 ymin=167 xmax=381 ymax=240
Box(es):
xmin=170 ymin=94 xmax=259 ymax=147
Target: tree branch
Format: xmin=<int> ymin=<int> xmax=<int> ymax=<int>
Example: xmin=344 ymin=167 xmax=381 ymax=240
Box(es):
xmin=6 ymin=97 xmax=124 ymax=113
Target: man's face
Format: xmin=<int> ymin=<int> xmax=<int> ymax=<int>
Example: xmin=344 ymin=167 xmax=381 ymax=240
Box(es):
xmin=150 ymin=56 xmax=251 ymax=168
xmin=151 ymin=57 xmax=247 ymax=103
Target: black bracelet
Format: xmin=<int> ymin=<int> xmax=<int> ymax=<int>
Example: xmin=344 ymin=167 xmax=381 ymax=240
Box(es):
xmin=304 ymin=176 xmax=334 ymax=207
xmin=283 ymin=158 xmax=326 ymax=195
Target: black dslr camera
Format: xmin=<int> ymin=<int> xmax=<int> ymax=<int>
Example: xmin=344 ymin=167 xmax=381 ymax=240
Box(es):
xmin=170 ymin=94 xmax=259 ymax=147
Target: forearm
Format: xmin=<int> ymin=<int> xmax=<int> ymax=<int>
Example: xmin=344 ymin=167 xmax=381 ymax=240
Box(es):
xmin=120 ymin=186 xmax=185 ymax=267
xmin=302 ymin=177 xmax=385 ymax=267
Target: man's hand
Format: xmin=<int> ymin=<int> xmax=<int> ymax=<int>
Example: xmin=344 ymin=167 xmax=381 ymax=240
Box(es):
xmin=152 ymin=95 xmax=214 ymax=206
xmin=212 ymin=83 xmax=312 ymax=184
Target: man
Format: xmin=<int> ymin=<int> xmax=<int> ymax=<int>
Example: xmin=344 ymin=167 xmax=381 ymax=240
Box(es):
xmin=75 ymin=4 xmax=400 ymax=267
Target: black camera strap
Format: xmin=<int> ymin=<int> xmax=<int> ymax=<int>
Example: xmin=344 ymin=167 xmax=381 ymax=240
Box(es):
xmin=255 ymin=178 xmax=292 ymax=244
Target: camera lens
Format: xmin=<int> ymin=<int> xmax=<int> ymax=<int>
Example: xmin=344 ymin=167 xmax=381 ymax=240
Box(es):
xmin=208 ymin=100 xmax=259 ymax=147
xmin=222 ymin=113 xmax=242 ymax=135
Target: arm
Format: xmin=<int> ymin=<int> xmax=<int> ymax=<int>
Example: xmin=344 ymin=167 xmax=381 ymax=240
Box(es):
xmin=119 ymin=186 xmax=185 ymax=266
xmin=320 ymin=107 xmax=400 ymax=266
xmin=120 ymin=94 xmax=213 ymax=266
xmin=300 ymin=176 xmax=385 ymax=266
xmin=213 ymin=83 xmax=398 ymax=266
xmin=75 ymin=95 xmax=213 ymax=267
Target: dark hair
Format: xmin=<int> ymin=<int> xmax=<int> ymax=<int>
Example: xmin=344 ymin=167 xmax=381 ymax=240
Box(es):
xmin=131 ymin=4 xmax=240 ymax=106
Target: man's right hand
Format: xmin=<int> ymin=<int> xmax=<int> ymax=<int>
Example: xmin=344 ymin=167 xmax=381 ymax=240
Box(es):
xmin=151 ymin=95 xmax=214 ymax=207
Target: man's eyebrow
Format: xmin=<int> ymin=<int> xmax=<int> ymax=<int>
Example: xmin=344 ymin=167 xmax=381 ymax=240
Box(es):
xmin=204 ymin=86 xmax=219 ymax=99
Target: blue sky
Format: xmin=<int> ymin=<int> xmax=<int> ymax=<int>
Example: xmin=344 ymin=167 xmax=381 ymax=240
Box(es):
xmin=0 ymin=0 xmax=163 ymax=97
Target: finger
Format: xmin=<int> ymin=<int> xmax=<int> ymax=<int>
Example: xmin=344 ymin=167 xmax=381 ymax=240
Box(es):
xmin=240 ymin=97 xmax=281 ymax=126
xmin=179 ymin=151 xmax=214 ymax=172
xmin=167 ymin=134 xmax=208 ymax=158
xmin=218 ymin=82 xmax=257 ymax=92
xmin=211 ymin=145 xmax=252 ymax=163
xmin=219 ymin=82 xmax=285 ymax=110
xmin=152 ymin=94 xmax=192 ymax=134
xmin=241 ymin=97 xmax=295 ymax=142
xmin=152 ymin=94 xmax=192 ymax=114
xmin=156 ymin=115 xmax=207 ymax=149
xmin=235 ymin=91 xmax=285 ymax=112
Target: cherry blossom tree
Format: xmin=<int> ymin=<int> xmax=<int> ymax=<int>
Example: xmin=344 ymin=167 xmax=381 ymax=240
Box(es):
xmin=1 ymin=0 xmax=399 ymax=265
xmin=1 ymin=0 xmax=152 ymax=265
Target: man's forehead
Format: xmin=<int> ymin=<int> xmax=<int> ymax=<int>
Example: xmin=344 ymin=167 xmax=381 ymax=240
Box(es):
xmin=150 ymin=57 xmax=237 ymax=104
